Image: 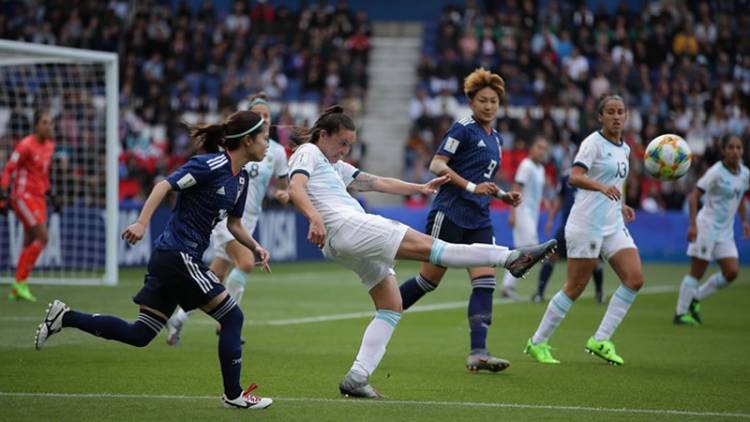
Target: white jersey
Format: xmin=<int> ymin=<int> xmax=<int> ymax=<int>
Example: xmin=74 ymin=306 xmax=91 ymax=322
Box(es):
xmin=288 ymin=143 xmax=365 ymax=233
xmin=695 ymin=162 xmax=750 ymax=242
xmin=515 ymin=157 xmax=545 ymax=225
xmin=566 ymin=131 xmax=630 ymax=236
xmin=211 ymin=139 xmax=287 ymax=243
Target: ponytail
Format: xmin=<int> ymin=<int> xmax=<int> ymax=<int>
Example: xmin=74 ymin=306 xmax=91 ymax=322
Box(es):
xmin=188 ymin=110 xmax=265 ymax=154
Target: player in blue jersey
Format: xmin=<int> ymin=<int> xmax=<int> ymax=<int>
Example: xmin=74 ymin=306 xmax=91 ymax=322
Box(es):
xmin=673 ymin=134 xmax=749 ymax=325
xmin=398 ymin=68 xmax=524 ymax=373
xmin=288 ymin=104 xmax=555 ymax=398
xmin=525 ymin=95 xmax=642 ymax=366
xmin=34 ymin=110 xmax=274 ymax=409
xmin=166 ymin=92 xmax=290 ymax=345
xmin=532 ymin=173 xmax=605 ymax=304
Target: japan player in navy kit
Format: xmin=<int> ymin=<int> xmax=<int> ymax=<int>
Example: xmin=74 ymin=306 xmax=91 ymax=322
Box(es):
xmin=34 ymin=111 xmax=274 ymax=409
xmin=398 ymin=68 xmax=524 ymax=373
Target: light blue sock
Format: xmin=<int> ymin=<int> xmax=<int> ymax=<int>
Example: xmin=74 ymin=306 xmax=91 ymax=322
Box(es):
xmin=594 ymin=285 xmax=637 ymax=341
xmin=351 ymin=310 xmax=402 ymax=376
xmin=532 ymin=291 xmax=573 ymax=344
xmin=226 ymin=268 xmax=250 ymax=305
xmin=696 ymin=272 xmax=727 ymax=301
xmin=676 ymin=274 xmax=699 ymax=314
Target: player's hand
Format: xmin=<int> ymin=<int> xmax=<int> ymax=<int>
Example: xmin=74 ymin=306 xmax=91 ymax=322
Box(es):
xmin=308 ymin=215 xmax=326 ymax=248
xmin=474 ymin=182 xmax=499 ymax=196
xmin=507 ymin=213 xmax=516 ymax=227
xmin=421 ymin=175 xmax=450 ymax=195
xmin=742 ymin=221 xmax=750 ymax=239
xmin=253 ymin=245 xmax=272 ymax=272
xmin=622 ymin=205 xmax=636 ymax=223
xmin=500 ymin=191 xmax=522 ymax=207
xmin=687 ymin=224 xmax=698 ymax=242
xmin=275 ymin=190 xmax=290 ymax=205
xmin=600 ymin=185 xmax=621 ymax=201
xmin=122 ymin=221 xmax=146 ymax=245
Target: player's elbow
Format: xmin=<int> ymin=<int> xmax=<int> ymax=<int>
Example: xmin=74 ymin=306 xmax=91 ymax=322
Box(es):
xmin=428 ymin=158 xmax=447 ymax=176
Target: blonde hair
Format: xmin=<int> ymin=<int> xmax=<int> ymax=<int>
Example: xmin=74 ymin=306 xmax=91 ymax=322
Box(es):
xmin=463 ymin=68 xmax=505 ymax=100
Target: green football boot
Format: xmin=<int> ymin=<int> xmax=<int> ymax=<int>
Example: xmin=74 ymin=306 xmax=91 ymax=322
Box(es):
xmin=689 ymin=299 xmax=702 ymax=324
xmin=8 ymin=282 xmax=37 ymax=302
xmin=585 ymin=337 xmax=624 ymax=365
xmin=524 ymin=338 xmax=559 ymax=364
xmin=673 ymin=313 xmax=700 ymax=326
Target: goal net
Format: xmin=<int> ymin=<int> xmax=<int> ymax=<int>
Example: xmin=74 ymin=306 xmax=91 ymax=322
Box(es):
xmin=0 ymin=40 xmax=118 ymax=285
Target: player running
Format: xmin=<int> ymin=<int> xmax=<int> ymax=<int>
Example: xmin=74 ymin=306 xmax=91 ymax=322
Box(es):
xmin=532 ymin=173 xmax=605 ymax=304
xmin=166 ymin=92 xmax=289 ymax=344
xmin=35 ymin=110 xmax=274 ymax=409
xmin=524 ymin=94 xmax=642 ymax=366
xmin=673 ymin=134 xmax=749 ymax=326
xmin=500 ymin=136 xmax=550 ymax=300
xmin=1 ymin=110 xmax=55 ymax=302
xmin=398 ymin=68 xmax=523 ymax=373
xmin=288 ymin=105 xmax=556 ymax=398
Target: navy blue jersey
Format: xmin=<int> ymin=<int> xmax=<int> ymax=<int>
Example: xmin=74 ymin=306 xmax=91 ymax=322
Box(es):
xmin=155 ymin=152 xmax=249 ymax=258
xmin=431 ymin=116 xmax=502 ymax=229
xmin=558 ymin=175 xmax=577 ymax=224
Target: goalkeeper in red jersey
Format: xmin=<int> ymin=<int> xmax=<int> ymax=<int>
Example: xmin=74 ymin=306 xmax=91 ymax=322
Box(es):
xmin=1 ymin=111 xmax=55 ymax=302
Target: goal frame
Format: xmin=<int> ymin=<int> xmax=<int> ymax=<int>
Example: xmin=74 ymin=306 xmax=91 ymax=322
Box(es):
xmin=0 ymin=39 xmax=118 ymax=285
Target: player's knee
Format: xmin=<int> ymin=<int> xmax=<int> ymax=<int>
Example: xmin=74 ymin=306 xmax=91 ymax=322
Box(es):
xmin=722 ymin=268 xmax=739 ymax=282
xmin=236 ymin=261 xmax=253 ymax=273
xmin=625 ymin=274 xmax=644 ymax=291
xmin=219 ymin=305 xmax=244 ymax=332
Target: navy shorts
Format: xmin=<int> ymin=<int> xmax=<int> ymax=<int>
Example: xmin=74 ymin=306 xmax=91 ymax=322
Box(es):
xmin=133 ymin=249 xmax=226 ymax=316
xmin=553 ymin=226 xmax=568 ymax=259
xmin=426 ymin=209 xmax=494 ymax=245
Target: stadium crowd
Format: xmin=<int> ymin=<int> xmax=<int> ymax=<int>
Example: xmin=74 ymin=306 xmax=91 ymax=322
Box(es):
xmin=406 ymin=0 xmax=750 ymax=212
xmin=0 ymin=0 xmax=372 ymax=200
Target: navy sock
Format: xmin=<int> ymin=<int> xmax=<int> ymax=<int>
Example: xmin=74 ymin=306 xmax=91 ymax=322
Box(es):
xmin=537 ymin=260 xmax=555 ymax=297
xmin=593 ymin=264 xmax=604 ymax=294
xmin=61 ymin=308 xmax=165 ymax=347
xmin=399 ymin=273 xmax=436 ymax=310
xmin=209 ymin=296 xmax=244 ymax=399
xmin=468 ymin=276 xmax=495 ymax=352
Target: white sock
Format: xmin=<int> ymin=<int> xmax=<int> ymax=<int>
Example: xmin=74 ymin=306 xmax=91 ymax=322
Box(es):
xmin=430 ymin=239 xmax=513 ymax=268
xmin=695 ymin=272 xmax=727 ymax=301
xmin=350 ymin=310 xmax=401 ymax=377
xmin=502 ymin=270 xmax=518 ymax=290
xmin=226 ymin=268 xmax=249 ymax=305
xmin=676 ymin=275 xmax=698 ymax=314
xmin=169 ymin=307 xmax=193 ymax=329
xmin=594 ymin=285 xmax=638 ymax=341
xmin=532 ymin=291 xmax=573 ymax=344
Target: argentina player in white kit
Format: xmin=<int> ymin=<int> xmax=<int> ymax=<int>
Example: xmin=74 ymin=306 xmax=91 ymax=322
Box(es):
xmin=673 ymin=134 xmax=749 ymax=325
xmin=524 ymin=95 xmax=643 ymax=366
xmin=288 ymin=105 xmax=556 ymax=398
xmin=501 ymin=136 xmax=550 ymax=300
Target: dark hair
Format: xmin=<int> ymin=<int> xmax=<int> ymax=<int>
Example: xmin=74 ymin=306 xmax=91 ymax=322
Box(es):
xmin=189 ymin=110 xmax=264 ymax=153
xmin=290 ymin=105 xmax=355 ymax=148
xmin=721 ymin=133 xmax=742 ymax=150
xmin=597 ymin=94 xmax=626 ymax=114
xmin=33 ymin=110 xmax=49 ymax=127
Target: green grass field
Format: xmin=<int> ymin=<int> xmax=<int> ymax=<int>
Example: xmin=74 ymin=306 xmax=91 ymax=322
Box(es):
xmin=1 ymin=261 xmax=749 ymax=421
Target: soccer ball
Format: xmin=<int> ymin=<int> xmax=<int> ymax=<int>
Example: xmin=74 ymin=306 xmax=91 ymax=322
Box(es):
xmin=643 ymin=134 xmax=692 ymax=181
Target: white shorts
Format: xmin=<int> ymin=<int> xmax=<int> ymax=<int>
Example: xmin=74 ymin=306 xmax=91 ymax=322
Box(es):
xmin=566 ymin=226 xmax=637 ymax=260
xmin=512 ymin=218 xmax=539 ymax=248
xmin=211 ymin=215 xmax=260 ymax=262
xmin=687 ymin=234 xmax=738 ymax=261
xmin=322 ymin=213 xmax=409 ymax=290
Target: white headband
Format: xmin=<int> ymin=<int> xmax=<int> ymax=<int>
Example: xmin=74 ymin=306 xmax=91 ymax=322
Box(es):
xmin=225 ymin=118 xmax=265 ymax=139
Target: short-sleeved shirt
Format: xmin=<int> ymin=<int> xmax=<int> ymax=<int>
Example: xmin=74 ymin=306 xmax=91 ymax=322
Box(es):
xmin=1 ymin=134 xmax=55 ymax=197
xmin=515 ymin=157 xmax=545 ymax=224
xmin=565 ymin=131 xmax=630 ymax=237
xmin=696 ymin=162 xmax=750 ymax=242
xmin=156 ymin=152 xmax=249 ymax=258
xmin=288 ymin=143 xmax=365 ymax=234
xmin=431 ymin=116 xmax=503 ymax=230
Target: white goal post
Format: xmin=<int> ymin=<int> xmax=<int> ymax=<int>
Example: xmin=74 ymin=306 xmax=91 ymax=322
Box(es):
xmin=0 ymin=39 xmax=118 ymax=285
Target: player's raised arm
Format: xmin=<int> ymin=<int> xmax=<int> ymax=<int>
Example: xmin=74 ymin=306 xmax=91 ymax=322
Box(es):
xmin=122 ymin=180 xmax=172 ymax=245
xmin=348 ymin=170 xmax=449 ymax=196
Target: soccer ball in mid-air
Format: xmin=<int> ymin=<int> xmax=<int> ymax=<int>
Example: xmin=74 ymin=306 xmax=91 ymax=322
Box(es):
xmin=643 ymin=134 xmax=692 ymax=181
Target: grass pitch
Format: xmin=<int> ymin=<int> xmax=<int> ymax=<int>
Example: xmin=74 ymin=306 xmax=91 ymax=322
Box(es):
xmin=1 ymin=261 xmax=749 ymax=421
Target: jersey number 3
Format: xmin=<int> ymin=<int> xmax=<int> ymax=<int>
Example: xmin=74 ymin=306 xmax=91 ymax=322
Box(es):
xmin=616 ymin=161 xmax=628 ymax=178
xmin=483 ymin=160 xmax=498 ymax=179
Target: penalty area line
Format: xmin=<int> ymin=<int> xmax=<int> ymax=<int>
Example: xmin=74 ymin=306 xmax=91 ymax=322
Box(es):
xmin=0 ymin=391 xmax=748 ymax=418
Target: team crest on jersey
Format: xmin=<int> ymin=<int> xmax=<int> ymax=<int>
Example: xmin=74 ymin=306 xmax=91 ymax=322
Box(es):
xmin=590 ymin=242 xmax=597 ymax=251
